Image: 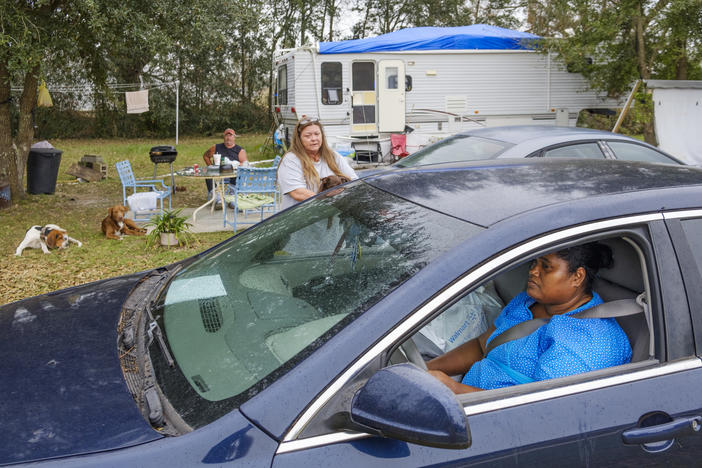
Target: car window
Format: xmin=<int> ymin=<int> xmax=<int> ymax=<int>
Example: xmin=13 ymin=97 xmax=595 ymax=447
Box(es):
xmin=405 ymin=235 xmax=651 ymax=391
xmin=607 ymin=141 xmax=680 ymax=164
xmin=149 ymin=182 xmax=478 ymax=428
xmin=542 ymin=142 xmax=605 ymax=159
xmin=395 ymin=134 xmax=512 ymax=167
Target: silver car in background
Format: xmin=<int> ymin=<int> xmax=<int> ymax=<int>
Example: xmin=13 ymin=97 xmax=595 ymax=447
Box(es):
xmin=396 ymin=125 xmax=684 ymax=168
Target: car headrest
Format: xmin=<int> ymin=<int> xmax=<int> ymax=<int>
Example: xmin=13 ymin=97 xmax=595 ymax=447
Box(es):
xmin=493 ymin=262 xmax=529 ymax=305
xmin=594 ymin=238 xmax=643 ymax=300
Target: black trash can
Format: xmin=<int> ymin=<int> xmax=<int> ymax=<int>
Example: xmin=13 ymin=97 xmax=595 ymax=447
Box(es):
xmin=27 ymin=148 xmax=63 ymax=194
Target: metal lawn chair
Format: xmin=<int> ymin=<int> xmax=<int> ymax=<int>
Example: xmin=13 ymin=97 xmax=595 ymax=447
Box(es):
xmin=223 ymin=167 xmax=278 ymax=231
xmin=268 ymin=155 xmax=282 ymax=212
xmin=115 ymin=160 xmax=172 ymax=221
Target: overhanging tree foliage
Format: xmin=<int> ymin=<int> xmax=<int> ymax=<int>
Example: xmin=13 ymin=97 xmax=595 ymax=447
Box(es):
xmin=534 ymin=0 xmax=702 ymax=143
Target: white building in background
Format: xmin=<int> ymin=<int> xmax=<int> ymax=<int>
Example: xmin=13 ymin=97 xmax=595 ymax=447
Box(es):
xmin=647 ymin=80 xmax=702 ymax=165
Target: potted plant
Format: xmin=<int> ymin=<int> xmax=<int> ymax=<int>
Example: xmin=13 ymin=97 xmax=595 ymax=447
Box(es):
xmin=145 ymin=209 xmax=194 ymax=247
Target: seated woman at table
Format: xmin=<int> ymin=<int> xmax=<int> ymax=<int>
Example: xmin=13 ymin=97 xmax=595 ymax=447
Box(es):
xmin=202 ymin=128 xmax=248 ymax=201
xmin=278 ymin=116 xmax=357 ymax=210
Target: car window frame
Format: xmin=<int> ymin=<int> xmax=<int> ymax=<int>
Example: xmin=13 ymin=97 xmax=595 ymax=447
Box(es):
xmin=526 ymin=140 xmax=609 ymax=159
xmin=277 ymin=212 xmax=700 ymax=453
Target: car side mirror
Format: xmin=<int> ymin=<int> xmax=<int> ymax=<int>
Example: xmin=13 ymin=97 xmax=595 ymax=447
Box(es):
xmin=344 ymin=363 xmax=471 ymax=449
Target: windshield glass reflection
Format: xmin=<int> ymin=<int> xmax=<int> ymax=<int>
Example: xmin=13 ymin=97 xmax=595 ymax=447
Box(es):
xmin=151 ymin=182 xmax=477 ymax=428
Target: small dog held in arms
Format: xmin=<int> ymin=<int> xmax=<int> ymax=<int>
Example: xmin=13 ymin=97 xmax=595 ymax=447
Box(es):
xmin=15 ymin=224 xmax=83 ymax=256
xmin=319 ymin=175 xmax=351 ymax=192
xmin=102 ymin=205 xmax=147 ymax=240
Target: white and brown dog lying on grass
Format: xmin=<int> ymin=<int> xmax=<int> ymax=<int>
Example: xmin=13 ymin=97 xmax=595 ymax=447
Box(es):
xmin=15 ymin=224 xmax=83 ymax=256
xmin=102 ymin=205 xmax=146 ymax=240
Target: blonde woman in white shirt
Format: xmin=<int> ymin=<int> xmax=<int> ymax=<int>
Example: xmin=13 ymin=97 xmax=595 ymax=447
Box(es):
xmin=277 ymin=116 xmax=357 ymax=210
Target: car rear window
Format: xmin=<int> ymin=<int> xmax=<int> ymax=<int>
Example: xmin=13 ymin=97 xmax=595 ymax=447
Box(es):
xmin=396 ymin=134 xmax=512 ymax=167
xmin=607 ymin=141 xmax=680 ymax=164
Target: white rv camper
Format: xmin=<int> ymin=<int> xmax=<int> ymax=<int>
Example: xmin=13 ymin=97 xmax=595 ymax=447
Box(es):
xmin=272 ymin=24 xmax=619 ymax=163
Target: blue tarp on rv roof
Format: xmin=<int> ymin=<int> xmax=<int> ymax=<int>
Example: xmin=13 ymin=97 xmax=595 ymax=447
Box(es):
xmin=319 ymin=24 xmax=540 ymax=54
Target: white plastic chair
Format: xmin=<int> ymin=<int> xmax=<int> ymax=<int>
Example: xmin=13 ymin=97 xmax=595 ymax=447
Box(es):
xmin=115 ymin=160 xmax=171 ymax=221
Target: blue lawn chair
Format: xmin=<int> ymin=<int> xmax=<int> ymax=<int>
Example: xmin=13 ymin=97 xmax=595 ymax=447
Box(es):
xmin=223 ymin=167 xmax=278 ymax=231
xmin=115 ymin=160 xmax=172 ymax=221
xmin=268 ymin=155 xmax=282 ymax=212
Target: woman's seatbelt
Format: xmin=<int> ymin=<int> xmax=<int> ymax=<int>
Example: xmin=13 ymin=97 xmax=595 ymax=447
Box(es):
xmin=484 ymin=354 xmax=537 ymax=384
xmin=484 ymin=293 xmax=647 ymax=355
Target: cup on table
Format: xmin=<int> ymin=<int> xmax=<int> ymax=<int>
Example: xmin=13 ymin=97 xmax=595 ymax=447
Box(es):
xmin=213 ymin=153 xmax=221 ymax=166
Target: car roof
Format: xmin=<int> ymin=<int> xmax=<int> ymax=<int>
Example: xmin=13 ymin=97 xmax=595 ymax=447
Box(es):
xmin=458 ymin=125 xmax=682 ymax=160
xmin=364 ymin=158 xmax=702 ymax=227
xmin=459 ymin=125 xmax=636 ymax=145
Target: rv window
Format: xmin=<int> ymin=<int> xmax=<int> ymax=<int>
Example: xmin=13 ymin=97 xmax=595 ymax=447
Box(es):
xmin=386 ymin=67 xmax=398 ymax=89
xmin=352 ymin=62 xmax=375 ymax=91
xmin=405 ymin=75 xmax=413 ymax=92
xmin=353 ymin=106 xmax=376 ymax=124
xmin=277 ymin=65 xmax=288 ymax=106
xmin=321 ymin=62 xmax=343 ymax=105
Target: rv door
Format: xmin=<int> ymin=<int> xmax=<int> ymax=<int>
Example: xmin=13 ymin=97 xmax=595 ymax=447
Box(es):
xmin=351 ymin=61 xmax=377 ymax=135
xmin=378 ymin=60 xmax=406 ymax=132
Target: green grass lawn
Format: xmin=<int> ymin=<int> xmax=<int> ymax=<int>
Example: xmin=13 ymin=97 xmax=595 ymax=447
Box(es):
xmin=0 ymin=133 xmax=275 ymax=305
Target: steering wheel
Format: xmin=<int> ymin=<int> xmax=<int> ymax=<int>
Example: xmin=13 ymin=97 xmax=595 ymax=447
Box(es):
xmin=400 ymin=337 xmax=428 ymax=371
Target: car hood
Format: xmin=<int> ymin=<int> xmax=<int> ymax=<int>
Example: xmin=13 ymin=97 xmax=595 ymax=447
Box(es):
xmin=0 ymin=273 xmax=161 ymax=465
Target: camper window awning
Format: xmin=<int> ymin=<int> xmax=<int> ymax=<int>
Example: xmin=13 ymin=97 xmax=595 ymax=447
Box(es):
xmin=318 ymin=24 xmax=541 ymax=54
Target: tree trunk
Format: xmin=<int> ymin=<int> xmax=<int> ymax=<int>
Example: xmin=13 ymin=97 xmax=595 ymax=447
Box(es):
xmin=326 ymin=0 xmax=335 ymax=42
xmin=16 ymin=65 xmax=40 ymax=194
xmin=675 ymin=39 xmax=688 ymax=80
xmin=633 ymin=13 xmax=649 ymax=80
xmin=0 ymin=57 xmax=18 ymax=197
xmin=633 ymin=12 xmax=657 ymax=145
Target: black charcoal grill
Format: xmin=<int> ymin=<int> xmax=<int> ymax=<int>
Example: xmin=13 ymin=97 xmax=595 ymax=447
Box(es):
xmin=149 ymin=145 xmax=177 ymax=192
xmin=149 ymin=145 xmax=178 ymax=164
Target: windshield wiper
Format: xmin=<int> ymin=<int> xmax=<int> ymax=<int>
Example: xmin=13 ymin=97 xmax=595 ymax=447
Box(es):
xmin=147 ymin=317 xmax=174 ymax=367
xmin=142 ymin=265 xmax=182 ymax=367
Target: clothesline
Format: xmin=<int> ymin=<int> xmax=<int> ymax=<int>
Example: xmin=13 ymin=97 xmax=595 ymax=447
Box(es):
xmin=9 ymin=80 xmax=180 ymax=144
xmin=10 ymin=81 xmax=179 ymax=93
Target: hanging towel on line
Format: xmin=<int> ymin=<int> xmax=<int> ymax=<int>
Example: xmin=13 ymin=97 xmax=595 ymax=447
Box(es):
xmin=125 ymin=90 xmax=149 ymax=114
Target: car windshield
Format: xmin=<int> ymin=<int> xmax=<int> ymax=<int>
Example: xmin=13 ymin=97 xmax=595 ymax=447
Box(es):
xmin=395 ymin=134 xmax=512 ymax=167
xmin=149 ymin=181 xmax=479 ymax=428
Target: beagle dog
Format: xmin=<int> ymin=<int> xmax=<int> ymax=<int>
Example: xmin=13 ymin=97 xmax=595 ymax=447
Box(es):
xmin=102 ymin=205 xmax=146 ymax=240
xmin=15 ymin=224 xmax=83 ymax=256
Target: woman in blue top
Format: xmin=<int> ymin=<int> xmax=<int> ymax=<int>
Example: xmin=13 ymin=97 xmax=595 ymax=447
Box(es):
xmin=428 ymin=242 xmax=632 ymax=394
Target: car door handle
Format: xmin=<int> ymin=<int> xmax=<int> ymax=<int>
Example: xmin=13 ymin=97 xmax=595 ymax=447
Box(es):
xmin=622 ymin=415 xmax=702 ymax=445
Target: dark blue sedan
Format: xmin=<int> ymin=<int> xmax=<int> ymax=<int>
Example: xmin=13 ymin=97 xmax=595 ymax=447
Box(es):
xmin=3 ymin=158 xmax=702 ymax=466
